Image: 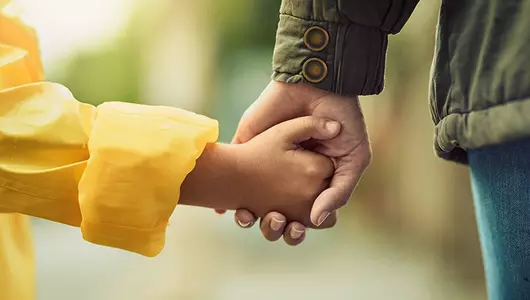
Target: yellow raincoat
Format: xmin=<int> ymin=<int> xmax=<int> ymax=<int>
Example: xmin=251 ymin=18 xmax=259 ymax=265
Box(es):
xmin=0 ymin=2 xmax=218 ymax=299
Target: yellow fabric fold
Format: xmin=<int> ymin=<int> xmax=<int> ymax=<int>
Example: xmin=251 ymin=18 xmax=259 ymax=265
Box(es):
xmin=0 ymin=214 xmax=34 ymax=300
xmin=0 ymin=81 xmax=219 ymax=254
xmin=0 ymin=5 xmax=42 ymax=300
xmin=0 ymin=8 xmax=43 ymax=82
xmin=0 ymin=1 xmax=219 ymax=297
xmin=79 ymin=101 xmax=218 ymax=256
xmin=0 ymin=82 xmax=93 ymax=226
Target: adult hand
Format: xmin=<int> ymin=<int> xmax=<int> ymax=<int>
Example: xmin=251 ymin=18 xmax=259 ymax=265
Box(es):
xmin=219 ymin=80 xmax=372 ymax=244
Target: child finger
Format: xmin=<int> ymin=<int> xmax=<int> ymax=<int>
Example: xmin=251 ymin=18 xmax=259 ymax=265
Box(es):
xmin=274 ymin=117 xmax=340 ymax=146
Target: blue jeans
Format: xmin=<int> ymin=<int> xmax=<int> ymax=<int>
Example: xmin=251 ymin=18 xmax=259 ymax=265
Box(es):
xmin=469 ymin=138 xmax=530 ymax=300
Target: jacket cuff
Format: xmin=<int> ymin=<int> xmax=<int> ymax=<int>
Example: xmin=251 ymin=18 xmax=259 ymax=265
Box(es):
xmin=272 ymin=7 xmax=387 ymax=96
xmin=78 ymin=102 xmax=218 ymax=257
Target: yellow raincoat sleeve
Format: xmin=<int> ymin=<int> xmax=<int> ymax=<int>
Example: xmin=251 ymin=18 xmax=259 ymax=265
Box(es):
xmin=0 ymin=3 xmax=218 ymax=257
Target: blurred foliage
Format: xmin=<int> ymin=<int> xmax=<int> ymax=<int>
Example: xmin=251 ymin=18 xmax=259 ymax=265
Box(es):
xmin=60 ymin=40 xmax=142 ymax=105
xmin=215 ymin=0 xmax=280 ymax=54
xmin=58 ymin=0 xmax=280 ymax=107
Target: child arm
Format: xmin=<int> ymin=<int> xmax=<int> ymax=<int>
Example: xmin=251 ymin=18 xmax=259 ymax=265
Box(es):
xmin=0 ymin=6 xmax=219 ymax=257
xmin=0 ymin=81 xmax=219 ymax=256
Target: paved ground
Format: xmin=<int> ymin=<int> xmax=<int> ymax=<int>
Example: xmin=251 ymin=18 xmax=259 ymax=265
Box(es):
xmin=32 ymin=206 xmax=484 ymax=300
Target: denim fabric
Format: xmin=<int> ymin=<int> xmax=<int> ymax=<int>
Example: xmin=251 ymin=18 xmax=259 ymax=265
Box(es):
xmin=469 ymin=138 xmax=530 ymax=300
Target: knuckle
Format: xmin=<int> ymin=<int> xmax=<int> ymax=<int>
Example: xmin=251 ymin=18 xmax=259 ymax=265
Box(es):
xmin=310 ymin=116 xmax=319 ymax=129
xmin=304 ymin=157 xmax=332 ymax=179
xmin=304 ymin=163 xmax=321 ymax=177
xmin=299 ymin=116 xmax=316 ymax=132
xmin=311 ymin=117 xmax=327 ymax=133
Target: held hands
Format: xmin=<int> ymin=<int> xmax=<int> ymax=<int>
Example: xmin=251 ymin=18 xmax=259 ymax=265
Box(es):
xmin=228 ymin=116 xmax=340 ymax=227
xmin=221 ymin=80 xmax=372 ymax=245
xmin=181 ymin=116 xmax=340 ymax=244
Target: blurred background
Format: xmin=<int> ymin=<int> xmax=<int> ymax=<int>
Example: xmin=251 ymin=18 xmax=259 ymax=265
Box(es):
xmin=13 ymin=0 xmax=485 ymax=299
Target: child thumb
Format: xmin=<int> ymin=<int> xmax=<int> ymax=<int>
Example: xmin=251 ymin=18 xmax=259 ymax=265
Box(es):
xmin=277 ymin=116 xmax=340 ymax=144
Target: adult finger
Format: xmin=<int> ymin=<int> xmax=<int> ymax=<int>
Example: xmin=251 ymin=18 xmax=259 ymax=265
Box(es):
xmin=310 ymin=150 xmax=370 ymax=226
xmin=234 ymin=209 xmax=257 ymax=228
xmin=231 ymin=81 xmax=314 ymax=144
xmin=311 ymin=210 xmax=338 ymax=229
xmin=231 ymin=86 xmax=281 ymax=144
xmin=259 ymin=212 xmax=287 ymax=242
xmin=232 ymin=107 xmax=286 ymax=145
xmin=283 ymin=222 xmax=306 ymax=246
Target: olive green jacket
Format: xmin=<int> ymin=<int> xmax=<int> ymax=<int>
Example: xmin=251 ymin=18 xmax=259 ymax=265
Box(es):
xmin=272 ymin=0 xmax=530 ymax=164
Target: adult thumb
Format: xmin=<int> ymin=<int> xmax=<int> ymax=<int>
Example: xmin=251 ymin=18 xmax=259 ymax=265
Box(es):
xmin=274 ymin=116 xmax=341 ymax=145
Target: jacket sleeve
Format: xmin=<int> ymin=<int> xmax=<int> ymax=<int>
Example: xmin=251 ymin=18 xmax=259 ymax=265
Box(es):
xmin=272 ymin=0 xmax=419 ymax=96
xmin=0 ymin=5 xmax=218 ymax=257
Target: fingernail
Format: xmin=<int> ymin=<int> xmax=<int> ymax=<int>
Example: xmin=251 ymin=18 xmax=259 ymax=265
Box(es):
xmin=324 ymin=120 xmax=340 ymax=133
xmin=237 ymin=219 xmax=253 ymax=228
xmin=290 ymin=227 xmax=305 ymax=239
xmin=270 ymin=217 xmax=285 ymax=231
xmin=317 ymin=211 xmax=331 ymax=226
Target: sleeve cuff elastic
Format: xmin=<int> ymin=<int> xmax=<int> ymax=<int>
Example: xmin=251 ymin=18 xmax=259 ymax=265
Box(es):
xmin=272 ymin=14 xmax=388 ymax=96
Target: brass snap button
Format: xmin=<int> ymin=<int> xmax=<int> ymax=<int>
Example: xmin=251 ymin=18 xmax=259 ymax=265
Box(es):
xmin=302 ymin=58 xmax=328 ymax=84
xmin=303 ymin=26 xmax=329 ymax=52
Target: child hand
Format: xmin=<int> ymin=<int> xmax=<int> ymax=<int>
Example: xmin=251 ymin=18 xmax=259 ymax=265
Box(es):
xmin=229 ymin=116 xmax=339 ymax=226
xmin=180 ymin=116 xmax=340 ymax=228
